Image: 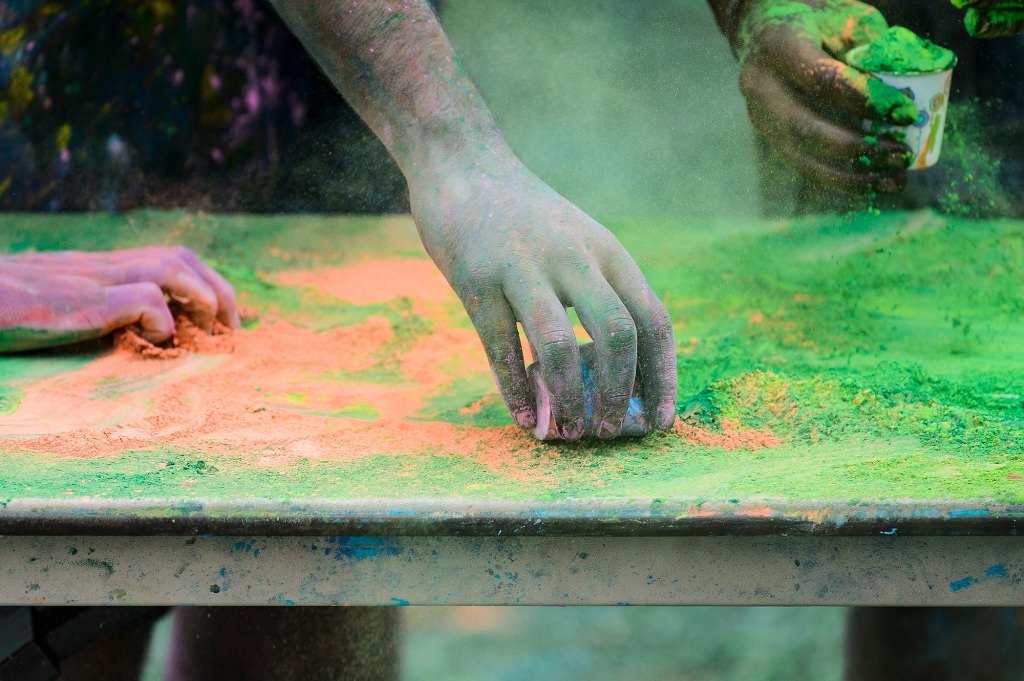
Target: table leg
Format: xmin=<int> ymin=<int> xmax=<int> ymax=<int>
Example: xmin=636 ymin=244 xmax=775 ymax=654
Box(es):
xmin=164 ymin=606 xmax=399 ymax=681
xmin=844 ymin=607 xmax=1024 ymax=681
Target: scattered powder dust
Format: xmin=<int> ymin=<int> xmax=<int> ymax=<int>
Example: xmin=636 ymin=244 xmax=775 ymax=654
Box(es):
xmin=273 ymin=258 xmax=456 ymax=306
xmin=0 ymin=254 xmax=779 ymax=491
xmin=674 ymin=420 xmax=781 ymax=451
xmin=0 ymin=311 xmax=541 ymax=470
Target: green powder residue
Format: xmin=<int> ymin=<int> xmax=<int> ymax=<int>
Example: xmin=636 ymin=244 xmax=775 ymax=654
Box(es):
xmin=3 ymin=211 xmax=1024 ymax=507
xmin=863 ymin=76 xmax=917 ymax=123
xmin=937 ymin=100 xmax=1009 ymax=217
xmin=737 ymin=0 xmax=885 ymax=61
xmin=964 ymin=7 xmax=1024 ymax=37
xmin=846 ymin=26 xmax=956 ymax=75
xmin=0 ymin=385 xmax=22 ymax=416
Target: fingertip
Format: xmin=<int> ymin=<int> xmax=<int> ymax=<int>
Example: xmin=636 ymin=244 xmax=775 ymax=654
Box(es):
xmin=219 ymin=307 xmax=242 ymax=330
xmin=597 ymin=419 xmax=623 ymax=440
xmin=559 ymin=416 xmax=585 ymax=442
xmin=515 ymin=408 xmax=537 ymax=430
xmin=105 ymin=282 xmax=175 ymax=344
xmin=655 ymin=402 xmax=677 ymax=430
xmin=891 ymin=102 xmax=918 ymax=126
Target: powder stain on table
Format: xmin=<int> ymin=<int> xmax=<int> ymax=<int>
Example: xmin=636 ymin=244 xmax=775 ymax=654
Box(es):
xmin=0 ymin=210 xmax=1022 ymax=508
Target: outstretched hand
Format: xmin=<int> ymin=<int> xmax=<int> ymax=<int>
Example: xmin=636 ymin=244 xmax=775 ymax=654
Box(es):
xmin=951 ymin=0 xmax=1024 ymax=37
xmin=409 ymin=154 xmax=677 ymax=441
xmin=0 ymin=246 xmax=239 ymax=353
xmin=734 ymin=0 xmax=915 ymax=194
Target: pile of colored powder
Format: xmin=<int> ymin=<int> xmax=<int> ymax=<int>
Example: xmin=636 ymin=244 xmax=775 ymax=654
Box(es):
xmin=114 ymin=313 xmax=234 ymax=359
xmin=847 ymin=26 xmax=956 ymax=74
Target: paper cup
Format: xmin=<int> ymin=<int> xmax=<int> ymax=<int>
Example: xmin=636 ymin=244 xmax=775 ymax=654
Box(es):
xmin=847 ymin=46 xmax=955 ymax=170
xmin=528 ymin=342 xmax=650 ymax=441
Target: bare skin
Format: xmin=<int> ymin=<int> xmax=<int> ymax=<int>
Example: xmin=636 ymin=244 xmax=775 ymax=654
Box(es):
xmin=710 ymin=0 xmax=918 ymax=195
xmin=0 ymin=247 xmax=239 ymax=352
xmin=268 ymin=0 xmax=677 ymax=440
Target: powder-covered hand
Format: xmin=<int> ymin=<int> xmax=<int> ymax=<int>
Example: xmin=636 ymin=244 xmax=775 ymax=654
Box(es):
xmin=950 ymin=0 xmax=1024 ymax=37
xmin=729 ymin=0 xmax=916 ymax=194
xmin=408 ymin=153 xmax=677 ymax=440
xmin=0 ymin=247 xmax=239 ymax=353
xmin=269 ymin=0 xmax=676 ymax=439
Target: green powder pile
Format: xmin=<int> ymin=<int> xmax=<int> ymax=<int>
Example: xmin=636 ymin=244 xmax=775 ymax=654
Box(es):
xmin=847 ymin=26 xmax=956 ymax=74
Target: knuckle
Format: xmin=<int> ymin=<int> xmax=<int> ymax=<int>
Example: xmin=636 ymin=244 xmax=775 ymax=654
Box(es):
xmin=159 ymin=254 xmax=185 ymax=274
xmin=603 ymin=314 xmax=637 ymax=351
xmin=137 ymin=282 xmax=167 ymax=308
xmin=454 ymin=261 xmax=499 ymax=294
xmin=599 ymin=389 xmax=632 ymax=408
xmin=170 ymin=245 xmax=195 ymax=261
xmin=647 ymin=308 xmax=675 ymax=344
xmin=538 ymin=328 xmax=577 ymax=360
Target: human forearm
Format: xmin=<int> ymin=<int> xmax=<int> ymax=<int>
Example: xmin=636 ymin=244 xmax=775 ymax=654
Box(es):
xmin=269 ymin=0 xmax=678 ymax=440
xmin=267 ymin=0 xmax=509 ymax=175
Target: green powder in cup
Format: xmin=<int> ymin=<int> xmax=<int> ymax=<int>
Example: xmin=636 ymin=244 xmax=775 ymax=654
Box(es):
xmin=846 ymin=26 xmax=956 ymax=74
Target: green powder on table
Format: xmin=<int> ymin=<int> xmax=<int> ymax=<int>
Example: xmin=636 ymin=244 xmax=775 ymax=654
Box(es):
xmin=847 ymin=26 xmax=956 ymax=74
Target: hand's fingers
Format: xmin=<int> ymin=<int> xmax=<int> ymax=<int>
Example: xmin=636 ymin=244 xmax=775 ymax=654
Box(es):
xmin=465 ymin=296 xmax=535 ymax=429
xmin=755 ymin=29 xmax=917 ymax=124
xmin=506 ymin=286 xmax=584 ymax=441
xmin=170 ymin=247 xmax=241 ymax=328
xmin=101 ymin=282 xmax=176 ymax=343
xmin=111 ymin=255 xmax=220 ymax=332
xmin=11 ymin=247 xmax=239 ymax=329
xmin=601 ymin=257 xmax=677 ymax=432
xmin=740 ymin=62 xmax=912 ymax=172
xmin=570 ymin=277 xmax=638 ymax=439
xmin=766 ymin=123 xmax=908 ymax=195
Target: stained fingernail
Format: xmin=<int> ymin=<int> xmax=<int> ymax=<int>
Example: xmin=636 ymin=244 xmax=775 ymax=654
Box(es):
xmin=561 ymin=417 xmax=585 ymax=441
xmin=598 ymin=420 xmax=618 ymax=439
xmin=891 ymin=102 xmax=918 ymax=126
xmin=515 ymin=409 xmax=537 ymax=429
xmin=657 ymin=403 xmax=677 ymax=430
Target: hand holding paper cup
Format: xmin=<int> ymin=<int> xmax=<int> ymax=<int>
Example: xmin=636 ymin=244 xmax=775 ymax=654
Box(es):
xmin=845 ymin=27 xmax=957 ymax=170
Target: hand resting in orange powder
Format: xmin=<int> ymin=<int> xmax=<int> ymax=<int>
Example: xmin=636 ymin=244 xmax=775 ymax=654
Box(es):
xmin=0 ymin=246 xmax=239 ymax=353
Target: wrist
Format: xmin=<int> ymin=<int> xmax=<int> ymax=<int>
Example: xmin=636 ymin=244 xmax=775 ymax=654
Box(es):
xmin=402 ymin=128 xmax=521 ymax=187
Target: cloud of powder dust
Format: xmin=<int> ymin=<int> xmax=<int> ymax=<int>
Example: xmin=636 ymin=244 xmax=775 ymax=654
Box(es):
xmin=440 ymin=0 xmax=760 ymax=223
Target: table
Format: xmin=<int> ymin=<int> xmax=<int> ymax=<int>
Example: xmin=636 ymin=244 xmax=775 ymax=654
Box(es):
xmin=1 ymin=210 xmax=1023 ymax=607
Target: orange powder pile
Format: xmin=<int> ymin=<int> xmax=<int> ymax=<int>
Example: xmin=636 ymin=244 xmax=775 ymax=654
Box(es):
xmin=1 ymin=256 xmax=778 ymax=483
xmin=114 ymin=315 xmax=234 ymax=359
xmin=674 ymin=420 xmax=781 ymax=451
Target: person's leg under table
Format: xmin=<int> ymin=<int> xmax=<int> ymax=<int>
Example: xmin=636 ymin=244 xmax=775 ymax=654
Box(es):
xmin=56 ymin=612 xmax=157 ymax=681
xmin=164 ymin=606 xmax=399 ymax=681
xmin=845 ymin=608 xmax=1024 ymax=681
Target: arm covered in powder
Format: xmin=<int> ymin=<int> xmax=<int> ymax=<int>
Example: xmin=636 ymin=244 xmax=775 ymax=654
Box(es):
xmin=267 ymin=0 xmax=677 ymax=440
